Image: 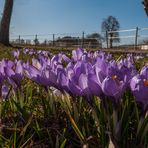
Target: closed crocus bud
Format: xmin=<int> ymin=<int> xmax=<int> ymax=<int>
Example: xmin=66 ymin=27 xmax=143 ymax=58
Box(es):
xmin=12 ymin=49 xmax=20 ymax=59
xmin=32 ymin=58 xmax=42 ymax=70
xmin=62 ymin=54 xmax=71 ymax=63
xmin=72 ymin=48 xmax=84 ymax=62
xmin=2 ymin=85 xmax=9 ymax=100
xmin=23 ymin=48 xmax=29 ymax=54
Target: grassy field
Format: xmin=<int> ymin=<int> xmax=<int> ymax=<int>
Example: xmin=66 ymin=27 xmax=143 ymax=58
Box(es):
xmin=1 ymin=44 xmax=148 ymax=55
xmin=0 ymin=44 xmax=147 ymax=147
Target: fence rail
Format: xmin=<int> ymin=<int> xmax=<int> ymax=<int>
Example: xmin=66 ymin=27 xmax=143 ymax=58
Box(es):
xmin=10 ymin=27 xmax=148 ymax=50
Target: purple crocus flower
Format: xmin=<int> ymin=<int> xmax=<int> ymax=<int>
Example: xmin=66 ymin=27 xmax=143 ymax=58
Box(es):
xmin=23 ymin=48 xmax=29 ymax=54
xmin=66 ymin=61 xmax=89 ymax=96
xmin=66 ymin=60 xmax=102 ymax=101
xmin=51 ymin=54 xmax=62 ymax=67
xmin=25 ymin=58 xmax=65 ymax=90
xmin=130 ymin=66 xmax=148 ymax=111
xmin=2 ymin=85 xmax=9 ymax=100
xmin=25 ymin=65 xmax=53 ymax=87
xmin=32 ymin=58 xmax=43 ymax=71
xmin=67 ymin=72 xmax=91 ymax=99
xmin=101 ymin=75 xmax=125 ymax=103
xmin=28 ymin=48 xmax=35 ymax=55
xmin=12 ymin=49 xmax=20 ymax=59
xmin=117 ymin=57 xmax=137 ymax=86
xmin=95 ymin=57 xmax=112 ymax=86
xmin=78 ymin=73 xmax=90 ymax=96
xmin=0 ymin=59 xmax=14 ymax=75
xmin=95 ymin=58 xmax=126 ymax=102
xmin=72 ymin=48 xmax=84 ymax=62
xmin=57 ymin=70 xmax=69 ymax=93
xmin=87 ymin=73 xmax=102 ymax=96
xmin=140 ymin=65 xmax=148 ymax=79
xmin=62 ymin=54 xmax=71 ymax=63
xmin=4 ymin=60 xmax=24 ymax=88
xmin=66 ymin=65 xmax=81 ymax=96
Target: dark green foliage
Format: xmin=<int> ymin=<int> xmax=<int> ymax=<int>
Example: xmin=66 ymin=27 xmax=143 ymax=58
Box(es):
xmin=0 ymin=82 xmax=147 ymax=147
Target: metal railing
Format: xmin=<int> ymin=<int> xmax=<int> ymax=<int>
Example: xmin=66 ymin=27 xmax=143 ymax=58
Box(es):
xmin=10 ymin=27 xmax=148 ymax=50
xmin=106 ymin=27 xmax=148 ymax=50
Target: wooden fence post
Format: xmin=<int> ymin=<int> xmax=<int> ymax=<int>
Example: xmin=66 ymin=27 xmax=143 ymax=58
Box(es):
xmin=82 ymin=32 xmax=84 ymax=48
xmin=106 ymin=31 xmax=108 ymax=48
xmin=135 ymin=27 xmax=139 ymax=50
xmin=53 ymin=34 xmax=55 ymax=47
xmin=18 ymin=35 xmax=20 ymax=44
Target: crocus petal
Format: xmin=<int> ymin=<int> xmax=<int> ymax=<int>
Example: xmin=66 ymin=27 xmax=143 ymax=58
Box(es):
xmin=88 ymin=73 xmax=102 ymax=96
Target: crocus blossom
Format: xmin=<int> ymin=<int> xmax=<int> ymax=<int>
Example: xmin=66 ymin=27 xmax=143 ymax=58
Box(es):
xmin=130 ymin=66 xmax=148 ymax=111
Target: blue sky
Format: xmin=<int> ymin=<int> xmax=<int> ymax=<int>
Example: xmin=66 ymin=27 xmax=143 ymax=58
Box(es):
xmin=0 ymin=0 xmax=147 ymax=38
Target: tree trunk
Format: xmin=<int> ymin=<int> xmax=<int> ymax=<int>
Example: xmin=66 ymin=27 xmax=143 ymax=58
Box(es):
xmin=0 ymin=0 xmax=13 ymax=45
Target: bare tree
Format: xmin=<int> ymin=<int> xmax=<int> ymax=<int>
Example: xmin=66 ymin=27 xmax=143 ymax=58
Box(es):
xmin=142 ymin=0 xmax=148 ymax=16
xmin=101 ymin=16 xmax=120 ymax=48
xmin=87 ymin=33 xmax=104 ymax=48
xmin=87 ymin=33 xmax=104 ymax=40
xmin=0 ymin=0 xmax=14 ymax=45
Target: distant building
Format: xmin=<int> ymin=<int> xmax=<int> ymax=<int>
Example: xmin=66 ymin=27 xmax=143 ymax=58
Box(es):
xmin=14 ymin=39 xmax=20 ymax=44
xmin=56 ymin=36 xmax=79 ymax=47
xmin=55 ymin=36 xmax=101 ymax=48
xmin=20 ymin=39 xmax=25 ymax=44
xmin=141 ymin=44 xmax=148 ymax=50
xmin=26 ymin=39 xmax=31 ymax=45
xmin=14 ymin=39 xmax=25 ymax=44
xmin=83 ymin=38 xmax=102 ymax=48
